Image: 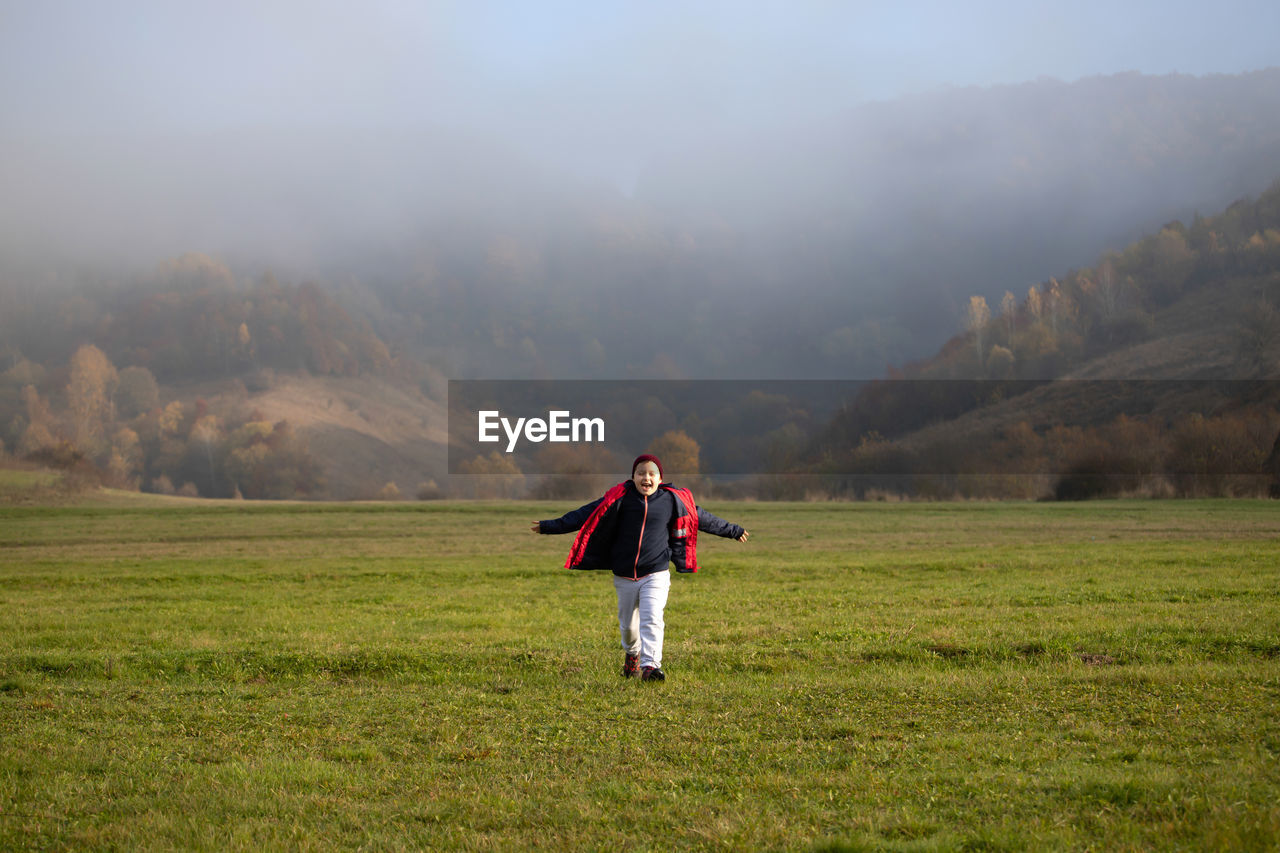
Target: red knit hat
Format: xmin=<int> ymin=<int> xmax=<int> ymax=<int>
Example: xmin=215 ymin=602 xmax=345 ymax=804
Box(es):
xmin=631 ymin=454 xmax=663 ymax=479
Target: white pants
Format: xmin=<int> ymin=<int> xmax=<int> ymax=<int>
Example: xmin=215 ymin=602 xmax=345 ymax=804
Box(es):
xmin=613 ymin=570 xmax=671 ymax=670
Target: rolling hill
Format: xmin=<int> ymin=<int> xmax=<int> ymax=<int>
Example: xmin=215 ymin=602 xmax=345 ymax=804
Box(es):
xmin=801 ymin=180 xmax=1280 ymax=498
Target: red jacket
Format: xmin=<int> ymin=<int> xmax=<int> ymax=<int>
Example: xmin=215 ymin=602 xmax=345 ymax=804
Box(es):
xmin=562 ymin=482 xmax=702 ymax=573
xmin=539 ymin=482 xmax=744 ymax=575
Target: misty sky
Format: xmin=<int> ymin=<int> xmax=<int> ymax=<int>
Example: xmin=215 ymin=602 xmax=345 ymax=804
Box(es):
xmin=2 ymin=0 xmax=1279 ymax=275
xmin=5 ymin=0 xmax=1279 ymax=186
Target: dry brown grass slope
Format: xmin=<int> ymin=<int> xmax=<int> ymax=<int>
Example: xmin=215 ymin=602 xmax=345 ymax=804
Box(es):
xmin=1066 ymin=276 xmax=1267 ymax=380
xmin=241 ymin=375 xmax=447 ymax=499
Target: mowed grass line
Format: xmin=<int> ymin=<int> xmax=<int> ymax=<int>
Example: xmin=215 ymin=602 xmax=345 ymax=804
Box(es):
xmin=1 ymin=500 xmax=1277 ymax=850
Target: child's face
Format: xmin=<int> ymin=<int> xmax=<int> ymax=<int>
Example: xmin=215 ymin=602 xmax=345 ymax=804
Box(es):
xmin=632 ymin=461 xmax=661 ymax=496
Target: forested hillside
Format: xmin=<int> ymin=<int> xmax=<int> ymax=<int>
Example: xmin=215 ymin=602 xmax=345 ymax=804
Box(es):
xmin=4 ymin=71 xmax=1280 ymax=500
xmin=5 ymin=178 xmax=1277 ymax=502
xmin=3 ymin=254 xmax=392 ymax=381
xmin=0 ymin=254 xmax=436 ymax=499
xmin=801 ymin=180 xmax=1280 ymax=499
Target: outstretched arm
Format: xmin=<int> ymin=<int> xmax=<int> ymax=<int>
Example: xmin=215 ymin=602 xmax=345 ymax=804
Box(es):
xmin=531 ymin=497 xmax=604 ymax=535
xmin=697 ymin=507 xmax=749 ymax=542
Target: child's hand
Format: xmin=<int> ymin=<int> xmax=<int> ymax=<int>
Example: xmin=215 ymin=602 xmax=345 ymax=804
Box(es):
xmin=737 ymin=530 xmax=750 ymax=542
xmin=530 ymin=521 xmax=541 ymax=534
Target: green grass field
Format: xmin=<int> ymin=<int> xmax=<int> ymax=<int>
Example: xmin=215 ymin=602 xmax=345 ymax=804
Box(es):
xmin=2 ymin=498 xmax=1278 ymax=850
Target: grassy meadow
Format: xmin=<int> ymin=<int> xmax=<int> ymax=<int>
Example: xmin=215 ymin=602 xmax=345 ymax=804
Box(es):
xmin=1 ymin=496 xmax=1278 ymax=850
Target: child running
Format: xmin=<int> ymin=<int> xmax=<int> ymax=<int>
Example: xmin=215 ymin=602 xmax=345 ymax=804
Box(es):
xmin=531 ymin=453 xmax=749 ymax=681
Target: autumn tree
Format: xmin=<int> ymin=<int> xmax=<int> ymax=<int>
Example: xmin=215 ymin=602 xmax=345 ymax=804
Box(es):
xmin=67 ymin=344 xmax=118 ymax=456
xmin=1094 ymin=256 xmax=1122 ymax=319
xmin=107 ymin=427 xmax=143 ymax=488
xmin=18 ymin=385 xmax=58 ymax=456
xmin=529 ymin=443 xmax=619 ymax=499
xmin=647 ymin=430 xmax=702 ymax=484
xmin=1044 ymin=279 xmax=1062 ymax=336
xmin=4 ymin=358 xmax=45 ymax=388
xmin=1026 ymin=285 xmax=1043 ymax=326
xmin=999 ymin=290 xmax=1017 ymax=351
xmin=456 ymin=451 xmax=525 ymax=498
xmin=1 ymin=360 xmax=43 ymax=451
xmin=965 ymin=295 xmax=991 ymax=367
xmin=115 ymin=366 xmax=160 ymax=419
xmin=156 ymin=252 xmax=234 ymax=291
xmin=986 ymin=344 xmax=1015 ymax=379
xmin=159 ymin=401 xmax=186 ymax=438
xmin=223 ymin=420 xmax=323 ymax=498
xmin=189 ymin=414 xmax=221 ymax=495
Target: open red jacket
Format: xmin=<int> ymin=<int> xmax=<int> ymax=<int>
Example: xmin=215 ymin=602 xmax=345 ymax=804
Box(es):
xmin=539 ymin=481 xmax=743 ymax=575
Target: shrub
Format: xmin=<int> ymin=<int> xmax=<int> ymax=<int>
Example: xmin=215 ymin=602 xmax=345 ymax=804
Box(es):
xmin=1053 ymin=454 xmax=1150 ymax=500
xmin=1166 ymin=413 xmax=1275 ymax=497
xmin=149 ymin=474 xmax=175 ymax=495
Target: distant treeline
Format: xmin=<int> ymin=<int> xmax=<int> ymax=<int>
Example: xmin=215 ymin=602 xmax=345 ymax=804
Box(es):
xmin=3 ymin=342 xmax=323 ymax=499
xmin=3 ymin=175 xmax=1280 ymax=500
xmin=784 ymin=409 xmax=1280 ymax=501
xmin=1 ymin=254 xmax=393 ymax=382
